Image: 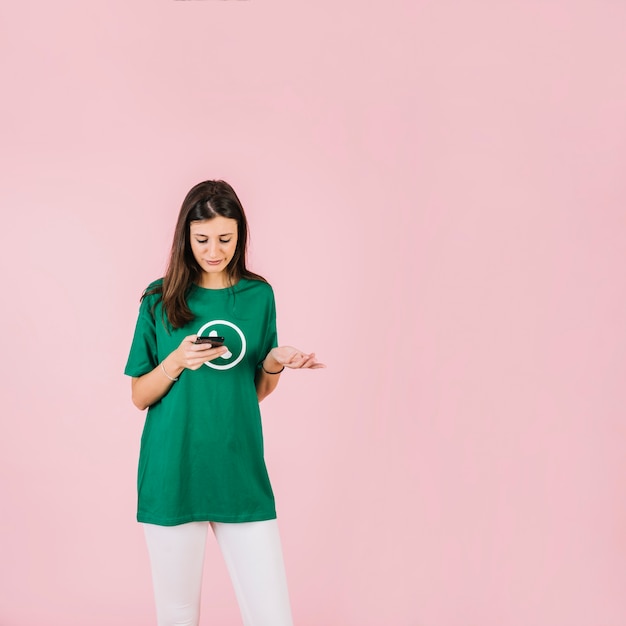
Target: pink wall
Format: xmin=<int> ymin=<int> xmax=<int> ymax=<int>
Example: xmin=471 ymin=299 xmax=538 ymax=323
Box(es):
xmin=1 ymin=1 xmax=625 ymax=624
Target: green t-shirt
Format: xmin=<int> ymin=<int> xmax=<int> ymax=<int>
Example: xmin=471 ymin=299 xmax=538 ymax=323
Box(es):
xmin=124 ymin=278 xmax=279 ymax=526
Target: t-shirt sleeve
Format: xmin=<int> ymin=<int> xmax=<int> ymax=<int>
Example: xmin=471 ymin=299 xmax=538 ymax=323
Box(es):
xmin=124 ymin=295 xmax=159 ymax=377
xmin=257 ymin=286 xmax=279 ymax=368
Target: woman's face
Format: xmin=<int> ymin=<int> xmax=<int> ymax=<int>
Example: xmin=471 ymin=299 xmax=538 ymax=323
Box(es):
xmin=189 ymin=217 xmax=239 ymax=281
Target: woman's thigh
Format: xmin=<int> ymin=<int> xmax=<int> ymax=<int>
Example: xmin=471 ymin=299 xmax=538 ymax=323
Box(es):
xmin=142 ymin=521 xmax=209 ymax=626
xmin=211 ymin=519 xmax=294 ymax=626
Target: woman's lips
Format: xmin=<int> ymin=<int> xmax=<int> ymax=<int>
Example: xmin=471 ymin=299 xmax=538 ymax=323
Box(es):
xmin=205 ymin=259 xmax=223 ymax=266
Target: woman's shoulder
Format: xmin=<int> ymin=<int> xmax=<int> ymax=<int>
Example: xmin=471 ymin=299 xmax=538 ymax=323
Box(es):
xmin=137 ymin=278 xmax=164 ymax=312
xmin=141 ymin=278 xmax=164 ymax=297
xmin=144 ymin=277 xmax=164 ymax=292
xmin=237 ymin=277 xmax=275 ymax=298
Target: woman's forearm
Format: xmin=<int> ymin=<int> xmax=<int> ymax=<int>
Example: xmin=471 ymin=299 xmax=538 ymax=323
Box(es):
xmin=255 ymin=354 xmax=283 ymax=402
xmin=131 ymin=353 xmax=185 ymax=410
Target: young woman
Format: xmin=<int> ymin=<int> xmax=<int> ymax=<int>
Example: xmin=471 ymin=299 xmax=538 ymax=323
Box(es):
xmin=124 ymin=180 xmax=324 ymax=626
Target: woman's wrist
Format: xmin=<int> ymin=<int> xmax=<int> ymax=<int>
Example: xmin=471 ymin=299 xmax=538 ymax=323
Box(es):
xmin=162 ymin=353 xmax=185 ymax=381
xmin=161 ymin=362 xmax=178 ymax=382
xmin=262 ymin=353 xmax=284 ymax=375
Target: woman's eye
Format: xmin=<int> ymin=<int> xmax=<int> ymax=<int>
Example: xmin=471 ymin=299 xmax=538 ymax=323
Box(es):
xmin=195 ymin=238 xmax=231 ymax=244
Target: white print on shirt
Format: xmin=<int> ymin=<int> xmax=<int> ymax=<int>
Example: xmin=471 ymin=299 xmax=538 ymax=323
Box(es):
xmin=196 ymin=320 xmax=247 ymax=371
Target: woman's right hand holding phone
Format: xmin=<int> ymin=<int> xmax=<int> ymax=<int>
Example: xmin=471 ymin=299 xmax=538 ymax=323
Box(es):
xmin=173 ymin=335 xmax=229 ymax=371
xmin=131 ymin=335 xmax=229 ymax=410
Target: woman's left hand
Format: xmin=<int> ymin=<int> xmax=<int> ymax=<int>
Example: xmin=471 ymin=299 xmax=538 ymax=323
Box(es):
xmin=267 ymin=346 xmax=326 ymax=370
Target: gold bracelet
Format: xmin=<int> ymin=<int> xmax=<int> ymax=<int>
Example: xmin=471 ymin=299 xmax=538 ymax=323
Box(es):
xmin=161 ymin=362 xmax=179 ymax=382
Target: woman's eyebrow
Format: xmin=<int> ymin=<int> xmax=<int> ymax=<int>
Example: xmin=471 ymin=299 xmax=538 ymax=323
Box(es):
xmin=192 ymin=232 xmax=235 ymax=237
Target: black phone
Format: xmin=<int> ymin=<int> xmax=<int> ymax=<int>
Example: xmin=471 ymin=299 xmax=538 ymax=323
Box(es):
xmin=194 ymin=336 xmax=225 ymax=347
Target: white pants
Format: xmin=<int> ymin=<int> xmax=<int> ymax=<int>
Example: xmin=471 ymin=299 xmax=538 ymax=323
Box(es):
xmin=142 ymin=520 xmax=294 ymax=626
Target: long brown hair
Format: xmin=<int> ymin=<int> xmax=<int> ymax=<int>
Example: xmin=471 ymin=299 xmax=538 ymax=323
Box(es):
xmin=144 ymin=180 xmax=266 ymax=328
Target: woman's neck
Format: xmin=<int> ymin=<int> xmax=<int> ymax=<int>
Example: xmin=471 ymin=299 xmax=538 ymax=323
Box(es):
xmin=199 ymin=272 xmax=230 ymax=290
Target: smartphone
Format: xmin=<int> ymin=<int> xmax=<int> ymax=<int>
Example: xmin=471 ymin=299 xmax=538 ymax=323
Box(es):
xmin=194 ymin=336 xmax=225 ymax=347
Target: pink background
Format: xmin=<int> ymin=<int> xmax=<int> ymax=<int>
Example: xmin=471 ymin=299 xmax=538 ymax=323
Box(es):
xmin=1 ymin=1 xmax=625 ymax=625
